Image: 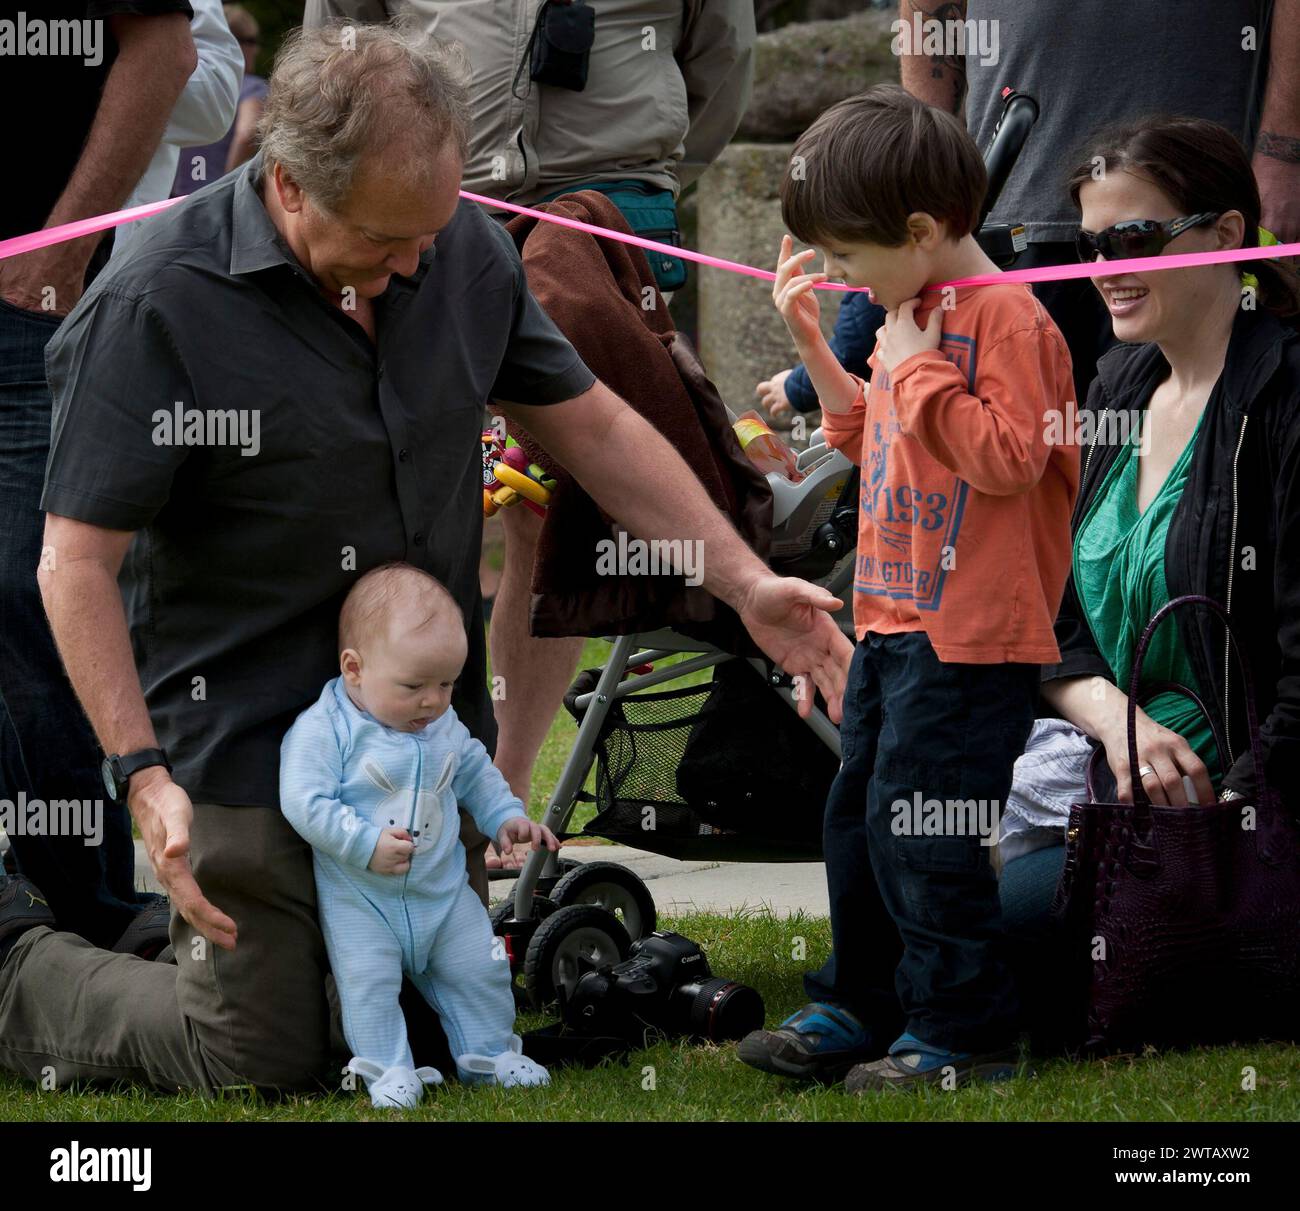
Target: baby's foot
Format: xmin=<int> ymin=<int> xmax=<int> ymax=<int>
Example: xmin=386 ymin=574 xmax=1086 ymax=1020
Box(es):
xmin=457 ymin=1034 xmax=550 ymax=1088
xmin=347 ymin=1057 xmax=443 ymax=1108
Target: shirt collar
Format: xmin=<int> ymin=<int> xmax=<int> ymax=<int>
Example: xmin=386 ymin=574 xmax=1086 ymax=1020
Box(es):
xmin=229 ymin=151 xmax=299 ymax=277
xmin=228 ymin=151 xmax=437 ymax=297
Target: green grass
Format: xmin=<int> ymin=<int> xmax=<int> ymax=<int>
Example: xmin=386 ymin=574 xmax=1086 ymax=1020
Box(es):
xmin=30 ymin=633 xmax=1298 ymax=1121
xmin=1 ymin=907 xmax=1294 ymax=1122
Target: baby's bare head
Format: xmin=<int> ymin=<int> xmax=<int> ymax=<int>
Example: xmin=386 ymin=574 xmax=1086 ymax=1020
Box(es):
xmin=339 ymin=563 xmax=466 ymax=732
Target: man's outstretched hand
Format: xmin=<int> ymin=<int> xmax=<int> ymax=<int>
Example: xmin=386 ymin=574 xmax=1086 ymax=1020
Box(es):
xmin=733 ymin=572 xmax=853 ymax=722
xmin=130 ymin=768 xmax=238 ymax=951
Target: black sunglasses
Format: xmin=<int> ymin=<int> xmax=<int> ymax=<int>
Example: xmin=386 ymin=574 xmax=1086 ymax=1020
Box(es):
xmin=1075 ymin=212 xmax=1220 ymax=262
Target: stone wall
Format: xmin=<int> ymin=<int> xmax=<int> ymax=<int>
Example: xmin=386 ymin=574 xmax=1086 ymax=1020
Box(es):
xmin=691 ymin=9 xmax=898 ymax=417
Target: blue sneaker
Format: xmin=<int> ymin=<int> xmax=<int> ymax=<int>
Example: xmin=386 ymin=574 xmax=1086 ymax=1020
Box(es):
xmin=737 ymin=1002 xmax=880 ymax=1082
xmin=844 ymin=1031 xmax=1022 ymax=1092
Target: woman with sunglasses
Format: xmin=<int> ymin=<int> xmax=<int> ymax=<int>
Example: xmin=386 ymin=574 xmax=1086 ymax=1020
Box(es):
xmin=996 ymin=116 xmax=1300 ymax=1047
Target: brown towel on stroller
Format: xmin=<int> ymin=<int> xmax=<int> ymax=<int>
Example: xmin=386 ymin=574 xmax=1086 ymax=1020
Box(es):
xmin=501 ymin=191 xmax=772 ymax=650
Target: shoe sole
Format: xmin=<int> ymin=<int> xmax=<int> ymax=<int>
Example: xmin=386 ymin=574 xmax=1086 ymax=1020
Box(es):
xmin=737 ymin=1033 xmax=873 ymax=1084
xmin=846 ymin=1054 xmax=1027 ymax=1093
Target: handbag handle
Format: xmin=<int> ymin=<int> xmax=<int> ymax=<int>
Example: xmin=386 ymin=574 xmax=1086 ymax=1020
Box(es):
xmin=1084 ymin=679 xmax=1231 ymax=802
xmin=1126 ymin=595 xmax=1273 ymax=809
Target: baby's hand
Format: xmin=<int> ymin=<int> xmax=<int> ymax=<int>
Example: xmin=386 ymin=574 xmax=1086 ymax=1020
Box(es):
xmin=369 ymin=827 xmax=415 ymax=875
xmin=496 ymin=816 xmax=559 ymax=860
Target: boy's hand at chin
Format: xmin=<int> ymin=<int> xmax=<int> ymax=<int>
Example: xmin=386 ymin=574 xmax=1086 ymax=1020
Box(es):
xmin=877 ymin=297 xmax=943 ymax=373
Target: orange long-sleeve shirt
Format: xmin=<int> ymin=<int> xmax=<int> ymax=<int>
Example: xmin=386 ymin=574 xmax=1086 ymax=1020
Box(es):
xmin=819 ymin=282 xmax=1079 ymax=664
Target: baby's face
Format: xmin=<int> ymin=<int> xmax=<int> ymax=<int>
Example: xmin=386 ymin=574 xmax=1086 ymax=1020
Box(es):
xmin=343 ymin=614 xmax=467 ymax=733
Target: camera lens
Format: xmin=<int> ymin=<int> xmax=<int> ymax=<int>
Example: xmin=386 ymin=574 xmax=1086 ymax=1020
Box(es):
xmin=682 ymin=978 xmax=765 ymax=1041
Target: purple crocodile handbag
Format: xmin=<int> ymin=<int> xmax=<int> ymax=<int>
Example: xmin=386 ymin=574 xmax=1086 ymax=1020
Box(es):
xmin=1050 ymin=595 xmax=1300 ymax=1052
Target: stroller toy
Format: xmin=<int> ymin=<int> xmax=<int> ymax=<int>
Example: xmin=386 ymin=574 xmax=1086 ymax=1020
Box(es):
xmin=482 ymin=431 xmax=558 ymax=517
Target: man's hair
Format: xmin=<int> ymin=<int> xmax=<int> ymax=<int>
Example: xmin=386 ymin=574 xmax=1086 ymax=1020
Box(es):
xmin=779 ymin=85 xmax=987 ymax=248
xmin=339 ymin=562 xmax=463 ymax=654
xmin=259 ymin=19 xmax=471 ymax=213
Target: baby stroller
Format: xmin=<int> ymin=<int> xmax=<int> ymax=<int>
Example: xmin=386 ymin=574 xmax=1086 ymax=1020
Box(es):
xmin=492 ymin=88 xmax=1041 ymax=1010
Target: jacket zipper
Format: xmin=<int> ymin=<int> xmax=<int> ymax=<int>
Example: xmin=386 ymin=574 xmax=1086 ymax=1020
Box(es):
xmin=401 ymin=740 xmax=423 ymax=965
xmin=1222 ymin=415 xmax=1249 ymax=766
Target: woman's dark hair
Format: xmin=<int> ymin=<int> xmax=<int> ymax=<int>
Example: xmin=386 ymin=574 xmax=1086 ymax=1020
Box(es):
xmin=1066 ymin=116 xmax=1300 ymax=322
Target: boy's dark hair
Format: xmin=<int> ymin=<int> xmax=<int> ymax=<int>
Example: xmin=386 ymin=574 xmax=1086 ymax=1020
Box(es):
xmin=1067 ymin=115 xmax=1300 ymax=322
xmin=779 ymin=84 xmax=987 ymax=248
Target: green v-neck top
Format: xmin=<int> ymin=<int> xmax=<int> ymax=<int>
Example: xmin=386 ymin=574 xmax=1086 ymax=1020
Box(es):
xmin=1073 ymin=410 xmax=1220 ymax=781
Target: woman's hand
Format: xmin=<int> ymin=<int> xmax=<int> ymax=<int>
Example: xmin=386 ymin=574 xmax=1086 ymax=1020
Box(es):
xmin=1097 ymin=705 xmax=1215 ymax=806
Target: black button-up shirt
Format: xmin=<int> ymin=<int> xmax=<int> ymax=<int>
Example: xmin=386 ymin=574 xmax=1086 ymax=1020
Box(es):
xmin=42 ymin=153 xmax=595 ymax=808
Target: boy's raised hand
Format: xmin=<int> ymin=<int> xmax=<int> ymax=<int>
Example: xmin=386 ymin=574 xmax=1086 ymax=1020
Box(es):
xmin=369 ymin=827 xmax=415 ymax=875
xmin=877 ymin=298 xmax=944 ymax=373
xmin=497 ymin=816 xmax=560 ymax=860
xmin=773 ymin=234 xmax=827 ymax=351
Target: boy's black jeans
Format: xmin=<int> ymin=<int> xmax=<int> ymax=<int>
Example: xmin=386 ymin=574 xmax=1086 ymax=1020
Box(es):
xmin=804 ymin=631 xmax=1038 ymax=1053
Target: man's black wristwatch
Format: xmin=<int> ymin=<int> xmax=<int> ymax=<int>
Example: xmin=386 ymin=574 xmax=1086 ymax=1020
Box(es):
xmin=101 ymin=748 xmax=171 ymax=803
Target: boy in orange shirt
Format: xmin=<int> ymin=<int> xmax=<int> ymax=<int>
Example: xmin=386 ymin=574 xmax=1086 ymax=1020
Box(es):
xmin=738 ymin=86 xmax=1078 ymax=1090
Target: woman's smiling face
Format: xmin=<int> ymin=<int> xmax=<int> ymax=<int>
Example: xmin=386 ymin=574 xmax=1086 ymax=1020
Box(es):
xmin=1077 ymin=169 xmax=1244 ymax=346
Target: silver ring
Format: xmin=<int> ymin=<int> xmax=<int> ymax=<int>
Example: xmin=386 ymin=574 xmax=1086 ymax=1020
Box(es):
xmin=1137 ymin=765 xmax=1156 ymax=779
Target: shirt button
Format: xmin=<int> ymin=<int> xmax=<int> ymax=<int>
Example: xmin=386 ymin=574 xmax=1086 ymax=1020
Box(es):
xmin=377 ymin=366 xmax=385 ymax=380
xmin=413 ymin=532 xmax=425 ymax=546
xmin=398 ymin=448 xmax=410 ymax=461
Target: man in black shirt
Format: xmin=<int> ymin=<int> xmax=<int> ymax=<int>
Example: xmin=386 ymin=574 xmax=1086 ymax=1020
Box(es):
xmin=0 ymin=21 xmax=850 ymax=1092
xmin=0 ymin=2 xmax=195 ymax=948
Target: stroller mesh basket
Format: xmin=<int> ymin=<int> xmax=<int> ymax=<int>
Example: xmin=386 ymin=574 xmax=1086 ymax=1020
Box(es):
xmin=562 ymin=660 xmax=834 ymax=862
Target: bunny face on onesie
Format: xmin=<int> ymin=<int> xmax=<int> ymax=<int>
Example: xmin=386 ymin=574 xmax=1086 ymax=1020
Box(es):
xmin=361 ymin=749 xmax=456 ymax=853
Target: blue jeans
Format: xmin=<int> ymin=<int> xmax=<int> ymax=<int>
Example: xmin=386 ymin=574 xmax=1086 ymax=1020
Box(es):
xmin=0 ymin=298 xmax=151 ymax=947
xmin=804 ymin=631 xmax=1038 ymax=1052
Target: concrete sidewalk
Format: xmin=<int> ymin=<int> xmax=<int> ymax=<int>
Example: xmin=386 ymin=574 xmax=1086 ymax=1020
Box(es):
xmin=132 ymin=839 xmax=830 ymax=917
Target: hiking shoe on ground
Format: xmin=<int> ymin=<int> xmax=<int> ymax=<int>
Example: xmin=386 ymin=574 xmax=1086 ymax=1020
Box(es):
xmin=737 ymin=1002 xmax=880 ymax=1082
xmin=845 ymin=1031 xmax=1023 ymax=1092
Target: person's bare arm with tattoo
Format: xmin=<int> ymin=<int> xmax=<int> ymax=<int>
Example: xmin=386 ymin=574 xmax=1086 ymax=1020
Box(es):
xmin=897 ymin=0 xmax=968 ymax=115
xmin=1253 ymin=0 xmax=1300 ymax=243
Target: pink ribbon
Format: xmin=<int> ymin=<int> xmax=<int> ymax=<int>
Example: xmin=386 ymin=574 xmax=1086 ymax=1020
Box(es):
xmin=2 ymin=189 xmax=1295 ymax=295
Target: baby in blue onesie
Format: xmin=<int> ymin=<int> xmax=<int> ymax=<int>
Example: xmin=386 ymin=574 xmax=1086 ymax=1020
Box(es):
xmin=280 ymin=562 xmax=559 ymax=1107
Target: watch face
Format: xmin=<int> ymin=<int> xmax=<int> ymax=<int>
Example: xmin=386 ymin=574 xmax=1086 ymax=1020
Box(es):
xmin=101 ymin=757 xmax=119 ymax=802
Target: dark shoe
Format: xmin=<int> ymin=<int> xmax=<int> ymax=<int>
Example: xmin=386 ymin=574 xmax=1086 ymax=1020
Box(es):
xmin=111 ymin=896 xmax=173 ymax=960
xmin=844 ymin=1031 xmax=1023 ymax=1093
xmin=0 ymin=873 xmax=56 ymax=967
xmin=737 ymin=1002 xmax=880 ymax=1082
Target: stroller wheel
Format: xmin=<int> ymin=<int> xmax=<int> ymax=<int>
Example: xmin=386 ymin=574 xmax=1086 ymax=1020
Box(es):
xmin=548 ymin=862 xmax=657 ymax=941
xmin=523 ymin=904 xmax=631 ymax=1010
xmin=491 ymin=895 xmax=559 ymax=1008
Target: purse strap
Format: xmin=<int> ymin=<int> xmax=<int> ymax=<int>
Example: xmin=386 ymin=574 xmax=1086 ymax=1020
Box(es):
xmin=1126 ymin=595 xmax=1274 ymax=811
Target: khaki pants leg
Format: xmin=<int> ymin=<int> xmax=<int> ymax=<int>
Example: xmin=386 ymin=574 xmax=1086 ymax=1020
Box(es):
xmin=0 ymin=803 xmax=334 ymax=1092
xmin=0 ymin=802 xmax=493 ymax=1093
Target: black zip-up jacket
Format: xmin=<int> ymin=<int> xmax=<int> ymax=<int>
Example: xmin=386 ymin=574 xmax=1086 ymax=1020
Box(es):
xmin=1044 ymin=304 xmax=1300 ymax=803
